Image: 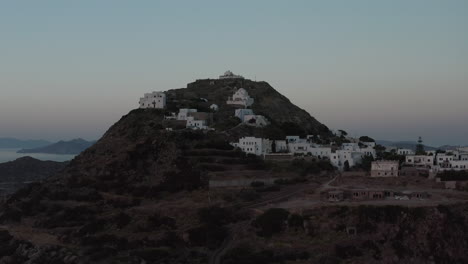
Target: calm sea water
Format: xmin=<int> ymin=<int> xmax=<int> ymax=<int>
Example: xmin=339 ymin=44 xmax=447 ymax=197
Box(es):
xmin=0 ymin=148 xmax=76 ymax=163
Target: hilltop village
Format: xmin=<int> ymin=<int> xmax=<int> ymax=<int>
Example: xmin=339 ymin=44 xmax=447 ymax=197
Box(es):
xmin=138 ymin=71 xmax=468 ymax=187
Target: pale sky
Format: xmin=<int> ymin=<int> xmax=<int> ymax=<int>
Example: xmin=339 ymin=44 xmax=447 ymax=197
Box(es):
xmin=1 ymin=1 xmax=467 ymax=146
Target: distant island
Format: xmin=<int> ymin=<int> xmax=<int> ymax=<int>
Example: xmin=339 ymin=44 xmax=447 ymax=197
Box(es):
xmin=17 ymin=138 xmax=95 ymax=155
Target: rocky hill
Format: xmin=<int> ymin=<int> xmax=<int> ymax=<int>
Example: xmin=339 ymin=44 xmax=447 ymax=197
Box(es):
xmin=17 ymin=138 xmax=94 ymax=155
xmin=166 ymin=78 xmax=331 ymax=139
xmin=0 ymin=77 xmax=467 ymax=263
xmin=0 ymin=157 xmax=67 ymax=195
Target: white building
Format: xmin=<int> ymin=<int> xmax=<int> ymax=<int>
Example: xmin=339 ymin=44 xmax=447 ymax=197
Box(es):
xmin=219 ymin=70 xmax=244 ymax=79
xmin=371 ymin=160 xmax=399 ymax=177
xmin=234 ymin=109 xmax=254 ymax=121
xmin=398 ymin=149 xmax=415 ymax=156
xmin=186 ymin=117 xmax=208 ymax=130
xmin=309 ymin=147 xmax=332 ymax=159
xmin=177 ymin=109 xmax=197 ymax=120
xmin=227 ymin=88 xmax=254 ymax=107
xmin=210 ymin=104 xmax=219 ymax=111
xmin=231 ymin=137 xmax=271 ymax=156
xmin=243 ymin=115 xmax=270 ymax=127
xmin=360 ymin=141 xmax=376 ymax=148
xmin=330 ymin=150 xmax=363 ymax=171
xmin=272 ymin=140 xmax=288 ymax=153
xmin=342 ymin=143 xmax=360 ymax=151
xmin=288 ymin=142 xmax=311 ymax=155
xmin=139 ymin=91 xmax=166 ymax=109
xmin=405 ymin=155 xmax=434 ymax=167
xmin=286 ymin=136 xmax=301 ymax=143
xmin=436 ymin=154 xmax=455 ymax=165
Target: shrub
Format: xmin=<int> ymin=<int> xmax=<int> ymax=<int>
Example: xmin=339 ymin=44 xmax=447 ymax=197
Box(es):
xmin=198 ymin=206 xmax=233 ymax=226
xmin=250 ymin=181 xmax=265 ymax=188
xmin=252 ymin=208 xmax=290 ymax=237
xmin=288 ymin=214 xmax=304 ymax=229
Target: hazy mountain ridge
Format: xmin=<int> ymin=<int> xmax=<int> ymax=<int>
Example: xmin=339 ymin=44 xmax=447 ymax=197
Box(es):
xmin=0 ymin=138 xmax=51 ymax=149
xmin=17 ymin=138 xmax=95 ymax=155
xmin=376 ymin=140 xmax=465 ymax=151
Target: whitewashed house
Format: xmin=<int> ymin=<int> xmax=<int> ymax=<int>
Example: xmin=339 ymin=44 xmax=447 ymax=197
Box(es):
xmin=243 ymin=114 xmax=270 ymax=127
xmin=398 ymin=149 xmax=415 ymax=156
xmin=360 ymin=141 xmax=376 ymax=148
xmin=436 ymin=154 xmax=455 ymax=165
xmin=139 ymin=91 xmax=166 ymax=109
xmin=210 ymin=104 xmax=219 ymax=111
xmin=342 ymin=143 xmax=360 ymax=151
xmin=186 ymin=117 xmax=208 ymax=130
xmin=405 ymin=155 xmax=434 ymax=167
xmin=177 ymin=109 xmax=197 ymax=120
xmin=234 ymin=109 xmax=254 ymax=121
xmin=330 ymin=150 xmax=362 ymax=170
xmin=288 ymin=142 xmax=311 ymax=155
xmin=286 ymin=136 xmax=301 ymax=143
xmin=371 ymin=161 xmax=399 ymax=177
xmin=232 ymin=137 xmax=271 ymax=156
xmin=226 ymin=88 xmax=254 ymax=107
xmin=271 ymin=140 xmax=288 ymax=153
xmin=309 ymin=147 xmax=332 ymax=159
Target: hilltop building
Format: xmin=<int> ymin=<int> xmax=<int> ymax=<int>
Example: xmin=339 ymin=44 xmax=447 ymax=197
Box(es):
xmin=139 ymin=91 xmax=166 ymax=109
xmin=227 ymin=88 xmax=254 ymax=107
xmin=371 ymin=160 xmax=399 ymax=177
xmin=219 ymin=70 xmax=244 ymax=80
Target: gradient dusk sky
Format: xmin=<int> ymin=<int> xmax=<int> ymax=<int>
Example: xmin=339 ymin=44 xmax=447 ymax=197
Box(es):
xmin=1 ymin=1 xmax=467 ymax=146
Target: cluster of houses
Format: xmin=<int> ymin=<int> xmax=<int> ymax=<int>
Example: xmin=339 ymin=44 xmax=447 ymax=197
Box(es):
xmin=231 ymin=135 xmax=377 ymax=171
xmin=138 ymin=71 xmax=269 ymax=130
xmin=137 ymin=73 xmax=468 ymax=177
xmin=228 ymin=88 xmax=270 ymax=127
xmin=370 ymin=147 xmax=468 ymax=179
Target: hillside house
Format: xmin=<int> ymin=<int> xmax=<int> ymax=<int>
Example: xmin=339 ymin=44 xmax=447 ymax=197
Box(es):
xmin=186 ymin=112 xmax=213 ymax=130
xmin=288 ymin=142 xmax=311 ymax=155
xmin=398 ymin=149 xmax=415 ymax=155
xmin=210 ymin=104 xmax=219 ymax=111
xmin=234 ymin=109 xmax=254 ymax=121
xmin=271 ymin=140 xmax=288 ymax=153
xmin=231 ymin=137 xmax=271 ymax=156
xmin=186 ymin=118 xmax=208 ymax=130
xmin=436 ymin=154 xmax=455 ymax=165
xmin=227 ymin=88 xmax=254 ymax=107
xmin=371 ymin=160 xmax=399 ymax=177
xmin=139 ymin=91 xmax=166 ymax=109
xmin=309 ymin=147 xmax=332 ymax=159
xmin=405 ymin=155 xmax=434 ymax=168
xmin=177 ymin=109 xmax=197 ymax=120
xmin=286 ymin=136 xmax=301 ymax=143
xmin=243 ymin=114 xmax=270 ymax=127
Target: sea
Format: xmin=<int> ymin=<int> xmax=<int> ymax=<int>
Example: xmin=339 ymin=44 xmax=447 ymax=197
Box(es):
xmin=0 ymin=148 xmax=76 ymax=163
